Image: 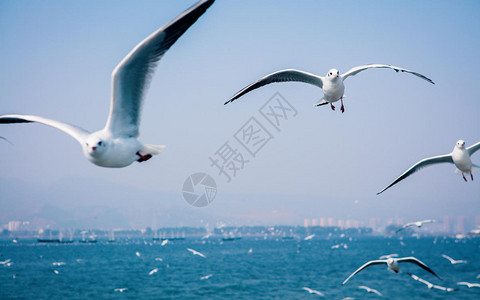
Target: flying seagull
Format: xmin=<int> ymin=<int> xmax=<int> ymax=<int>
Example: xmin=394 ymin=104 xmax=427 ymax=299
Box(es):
xmin=301 ymin=287 xmax=325 ymax=296
xmin=187 ymin=248 xmax=206 ymax=258
xmin=114 ymin=288 xmax=128 ymax=293
xmin=148 ymin=268 xmax=159 ymax=276
xmin=441 ymin=254 xmax=467 ymax=265
xmin=0 ymin=0 xmax=214 ymax=168
xmin=200 ymin=274 xmax=213 ymax=280
xmin=342 ymin=257 xmax=439 ymax=285
xmin=161 ymin=239 xmax=169 ymax=246
xmin=377 ymin=140 xmax=480 ymax=195
xmin=224 ymin=64 xmax=433 ymax=113
xmin=358 ymin=286 xmax=383 ymax=296
xmin=457 ymin=282 xmax=480 ymax=288
xmin=396 ymin=220 xmax=436 ymax=233
xmin=407 ymin=273 xmax=455 ymax=292
xmin=304 ymin=234 xmax=315 ymax=241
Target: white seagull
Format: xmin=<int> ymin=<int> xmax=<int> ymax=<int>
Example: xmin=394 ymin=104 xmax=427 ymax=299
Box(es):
xmin=52 ymin=262 xmax=66 ymax=266
xmin=457 ymin=282 xmax=480 ymax=288
xmin=396 ymin=220 xmax=436 ymax=233
xmin=377 ymin=140 xmax=480 ymax=194
xmin=304 ymin=234 xmax=315 ymax=241
xmin=114 ymin=288 xmax=128 ymax=293
xmin=441 ymin=254 xmax=467 ymax=265
xmin=187 ymin=248 xmax=206 ymax=258
xmin=200 ymin=274 xmax=213 ymax=280
xmin=161 ymin=239 xmax=169 ymax=246
xmin=408 ymin=273 xmax=455 ymax=292
xmin=148 ymin=268 xmax=159 ymax=276
xmin=0 ymin=259 xmax=11 ymax=265
xmin=0 ymin=0 xmax=214 ymax=168
xmin=342 ymin=257 xmax=439 ymax=285
xmin=224 ymin=64 xmax=433 ymax=113
xmin=302 ymin=287 xmax=325 ymax=296
xmin=358 ymin=286 xmax=383 ymax=296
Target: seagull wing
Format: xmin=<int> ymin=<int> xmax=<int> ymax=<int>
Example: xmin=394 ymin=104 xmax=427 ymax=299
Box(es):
xmin=441 ymin=254 xmax=454 ymax=263
xmin=467 ymin=141 xmax=480 ymax=156
xmin=342 ymin=260 xmax=386 ymax=285
xmin=0 ymin=114 xmax=89 ymax=145
xmin=377 ymin=154 xmax=453 ymax=195
xmin=224 ymin=69 xmax=323 ymax=105
xmin=340 ymin=64 xmax=434 ymax=84
xmin=398 ymin=257 xmax=440 ymax=279
xmin=105 ymin=0 xmax=214 ymax=137
xmin=408 ymin=272 xmax=433 ymax=286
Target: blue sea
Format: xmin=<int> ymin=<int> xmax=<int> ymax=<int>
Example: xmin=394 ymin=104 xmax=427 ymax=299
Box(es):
xmin=1 ymin=237 xmax=479 ymax=299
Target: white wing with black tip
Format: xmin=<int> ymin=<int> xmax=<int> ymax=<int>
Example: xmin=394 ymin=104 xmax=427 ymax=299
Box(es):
xmin=341 ymin=64 xmax=434 ymax=84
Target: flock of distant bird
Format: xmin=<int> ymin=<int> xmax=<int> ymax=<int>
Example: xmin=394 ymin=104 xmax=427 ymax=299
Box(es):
xmin=0 ymin=0 xmax=478 ymax=194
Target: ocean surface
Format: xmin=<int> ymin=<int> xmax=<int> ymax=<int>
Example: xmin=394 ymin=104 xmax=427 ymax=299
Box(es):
xmin=1 ymin=237 xmax=479 ymax=299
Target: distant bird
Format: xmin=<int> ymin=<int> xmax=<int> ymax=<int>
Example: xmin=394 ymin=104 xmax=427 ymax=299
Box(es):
xmin=377 ymin=140 xmax=480 ymax=194
xmin=161 ymin=239 xmax=169 ymax=246
xmin=407 ymin=273 xmax=455 ymax=292
xmin=457 ymin=282 xmax=480 ymax=288
xmin=200 ymin=274 xmax=213 ymax=280
xmin=302 ymin=287 xmax=325 ymax=296
xmin=224 ymin=64 xmax=433 ymax=113
xmin=379 ymin=254 xmax=398 ymax=260
xmin=248 ymin=248 xmax=253 ymax=254
xmin=114 ymin=288 xmax=128 ymax=293
xmin=0 ymin=259 xmax=11 ymax=265
xmin=358 ymin=286 xmax=383 ymax=296
xmin=135 ymin=252 xmax=141 ymax=257
xmin=53 ymin=270 xmax=59 ymax=274
xmin=148 ymin=268 xmax=159 ymax=276
xmin=342 ymin=257 xmax=439 ymax=285
xmin=441 ymin=254 xmax=467 ymax=264
xmin=0 ymin=0 xmax=214 ymax=168
xmin=304 ymin=234 xmax=315 ymax=241
xmin=187 ymin=248 xmax=206 ymax=258
xmin=52 ymin=262 xmax=66 ymax=266
xmin=396 ymin=220 xmax=436 ymax=233
xmin=154 ymin=258 xmax=163 ymax=262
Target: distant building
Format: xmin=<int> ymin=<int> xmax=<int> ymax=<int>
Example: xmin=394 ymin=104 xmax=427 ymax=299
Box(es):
xmin=337 ymin=219 xmax=344 ymax=229
xmin=319 ymin=218 xmax=326 ymax=227
xmin=311 ymin=218 xmax=318 ymax=226
xmin=327 ymin=218 xmax=335 ymax=227
xmin=8 ymin=221 xmax=20 ymax=231
xmin=443 ymin=216 xmax=453 ymax=233
xmin=303 ymin=218 xmax=309 ymax=228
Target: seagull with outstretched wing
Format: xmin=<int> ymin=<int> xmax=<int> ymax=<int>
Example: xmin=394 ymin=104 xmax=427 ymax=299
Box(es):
xmin=225 ymin=64 xmax=433 ymax=113
xmin=0 ymin=0 xmax=214 ymax=168
xmin=378 ymin=140 xmax=480 ymax=195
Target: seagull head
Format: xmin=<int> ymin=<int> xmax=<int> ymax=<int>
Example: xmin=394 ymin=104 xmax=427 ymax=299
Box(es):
xmin=84 ymin=134 xmax=106 ymax=157
xmin=455 ymin=140 xmax=465 ymax=149
xmin=326 ymin=68 xmax=339 ymax=80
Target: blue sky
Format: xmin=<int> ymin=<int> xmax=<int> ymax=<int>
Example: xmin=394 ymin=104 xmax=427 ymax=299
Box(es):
xmin=0 ymin=1 xmax=479 ymax=228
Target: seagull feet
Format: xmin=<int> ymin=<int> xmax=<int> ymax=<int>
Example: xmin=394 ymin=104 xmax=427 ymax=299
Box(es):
xmin=462 ymin=173 xmax=467 ymax=182
xmin=136 ymin=151 xmax=152 ymax=163
xmin=471 ymin=172 xmax=474 ymax=181
xmin=340 ymin=97 xmax=345 ymax=113
xmin=330 ymin=103 xmax=335 ymax=111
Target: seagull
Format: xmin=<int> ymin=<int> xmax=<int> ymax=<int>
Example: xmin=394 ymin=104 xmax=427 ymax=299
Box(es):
xmin=358 ymin=286 xmax=383 ymax=296
xmin=342 ymin=257 xmax=439 ymax=285
xmin=302 ymin=287 xmax=325 ymax=296
xmin=0 ymin=0 xmax=214 ymax=168
xmin=52 ymin=262 xmax=66 ymax=266
xmin=396 ymin=220 xmax=436 ymax=233
xmin=53 ymin=270 xmax=59 ymax=275
xmin=224 ymin=64 xmax=433 ymax=113
xmin=407 ymin=273 xmax=455 ymax=292
xmin=0 ymin=259 xmax=11 ymax=265
xmin=457 ymin=282 xmax=480 ymax=288
xmin=248 ymin=248 xmax=253 ymax=254
xmin=135 ymin=252 xmax=141 ymax=257
xmin=441 ymin=254 xmax=467 ymax=265
xmin=154 ymin=258 xmax=163 ymax=262
xmin=187 ymin=248 xmax=206 ymax=258
xmin=148 ymin=268 xmax=159 ymax=276
xmin=379 ymin=254 xmax=398 ymax=260
xmin=304 ymin=234 xmax=315 ymax=241
xmin=200 ymin=274 xmax=213 ymax=280
xmin=114 ymin=288 xmax=128 ymax=293
xmin=377 ymin=140 xmax=480 ymax=194
xmin=161 ymin=239 xmax=169 ymax=246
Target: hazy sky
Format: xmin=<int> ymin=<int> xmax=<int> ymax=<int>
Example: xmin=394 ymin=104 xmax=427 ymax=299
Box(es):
xmin=1 ymin=0 xmax=479 ymax=229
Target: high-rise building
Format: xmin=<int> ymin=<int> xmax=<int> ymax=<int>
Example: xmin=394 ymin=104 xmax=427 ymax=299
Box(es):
xmin=8 ymin=221 xmax=20 ymax=231
xmin=311 ymin=219 xmax=318 ymax=226
xmin=328 ymin=218 xmax=335 ymax=227
xmin=319 ymin=218 xmax=326 ymax=227
xmin=304 ymin=218 xmax=309 ymax=228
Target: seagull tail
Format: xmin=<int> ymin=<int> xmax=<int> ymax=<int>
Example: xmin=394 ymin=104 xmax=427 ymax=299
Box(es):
xmin=142 ymin=144 xmax=166 ymax=156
